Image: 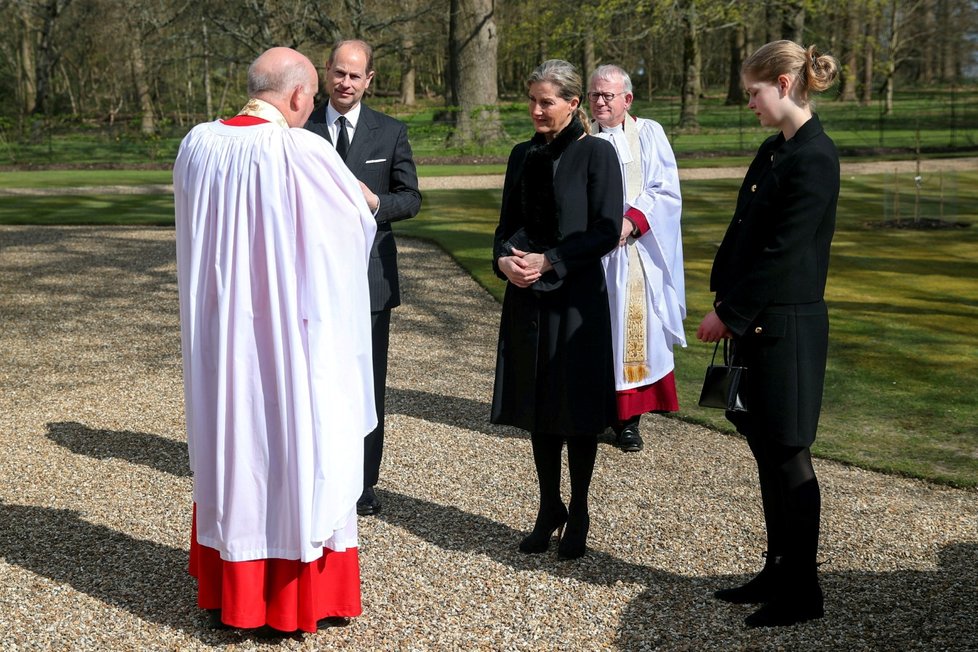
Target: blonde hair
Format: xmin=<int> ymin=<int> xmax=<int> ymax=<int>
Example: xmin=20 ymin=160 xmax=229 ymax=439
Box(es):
xmin=742 ymin=40 xmax=839 ymax=103
xmin=528 ymin=59 xmax=590 ymax=134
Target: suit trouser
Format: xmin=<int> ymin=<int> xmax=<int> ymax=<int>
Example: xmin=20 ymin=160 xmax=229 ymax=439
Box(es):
xmin=365 ymin=309 xmax=391 ymax=488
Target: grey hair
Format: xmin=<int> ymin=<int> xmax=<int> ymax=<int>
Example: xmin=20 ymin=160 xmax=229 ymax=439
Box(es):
xmin=247 ymin=57 xmax=314 ymax=97
xmin=590 ymin=64 xmax=632 ymax=93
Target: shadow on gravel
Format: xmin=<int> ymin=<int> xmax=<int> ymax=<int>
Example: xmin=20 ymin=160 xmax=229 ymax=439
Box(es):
xmin=0 ymin=501 xmax=296 ymax=645
xmin=0 ymin=502 xmax=199 ymax=635
xmin=46 ymin=421 xmax=190 ymax=477
xmin=617 ymin=541 xmax=978 ymax=650
xmin=375 ymin=488 xmax=978 ymax=649
xmin=387 ymin=387 xmax=622 ymax=448
xmin=387 ymin=387 xmax=522 ymax=440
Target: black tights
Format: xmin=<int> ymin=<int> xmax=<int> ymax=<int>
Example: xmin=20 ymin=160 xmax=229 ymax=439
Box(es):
xmin=746 ymin=434 xmax=821 ymax=564
xmin=530 ymin=433 xmax=598 ymax=517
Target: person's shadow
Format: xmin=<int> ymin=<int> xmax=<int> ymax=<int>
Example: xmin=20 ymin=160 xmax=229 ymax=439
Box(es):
xmin=46 ymin=421 xmax=190 ymax=477
xmin=373 ymin=488 xmax=978 ymax=649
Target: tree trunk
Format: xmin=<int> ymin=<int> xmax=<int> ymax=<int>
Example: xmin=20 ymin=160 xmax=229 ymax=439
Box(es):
xmin=839 ymin=2 xmax=860 ymax=102
xmin=860 ymin=11 xmax=877 ymax=105
xmin=678 ymin=0 xmax=700 ymax=129
xmin=582 ymin=25 xmax=595 ymax=82
xmin=781 ymin=0 xmax=805 ymax=42
xmin=33 ymin=0 xmax=73 ymax=115
xmin=400 ymin=35 xmax=416 ymax=106
xmin=920 ymin=0 xmax=937 ymax=83
xmin=883 ymin=0 xmax=899 ymax=115
xmin=448 ymin=0 xmax=502 ymax=147
xmin=202 ymin=17 xmax=213 ymax=119
xmin=19 ymin=7 xmax=37 ymax=115
xmin=130 ymin=34 xmax=156 ymax=134
xmin=724 ymin=26 xmax=745 ymax=106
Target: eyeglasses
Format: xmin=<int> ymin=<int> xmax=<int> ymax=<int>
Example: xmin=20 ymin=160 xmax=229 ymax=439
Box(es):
xmin=587 ymin=91 xmax=622 ymax=103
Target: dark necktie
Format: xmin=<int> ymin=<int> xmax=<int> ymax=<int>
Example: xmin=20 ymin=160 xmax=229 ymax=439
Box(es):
xmin=335 ymin=115 xmax=350 ymax=160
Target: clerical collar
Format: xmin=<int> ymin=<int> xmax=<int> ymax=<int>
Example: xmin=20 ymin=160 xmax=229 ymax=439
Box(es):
xmin=236 ymin=98 xmax=289 ymax=128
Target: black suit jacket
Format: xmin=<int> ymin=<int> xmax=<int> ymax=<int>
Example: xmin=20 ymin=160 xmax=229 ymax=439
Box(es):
xmin=709 ymin=115 xmax=839 ymax=445
xmin=306 ymin=103 xmax=422 ymax=311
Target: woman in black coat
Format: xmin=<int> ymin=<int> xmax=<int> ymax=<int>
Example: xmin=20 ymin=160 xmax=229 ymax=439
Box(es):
xmin=696 ymin=41 xmax=840 ymax=627
xmin=491 ymin=59 xmax=623 ymax=560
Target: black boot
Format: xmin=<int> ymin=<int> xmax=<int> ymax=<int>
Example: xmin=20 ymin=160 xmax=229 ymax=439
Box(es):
xmin=744 ymin=561 xmax=824 ymax=627
xmin=714 ymin=552 xmax=782 ymax=604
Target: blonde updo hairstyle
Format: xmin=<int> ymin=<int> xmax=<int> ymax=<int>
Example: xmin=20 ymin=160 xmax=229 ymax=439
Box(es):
xmin=528 ymin=59 xmax=591 ymax=135
xmin=742 ymin=40 xmax=839 ymax=105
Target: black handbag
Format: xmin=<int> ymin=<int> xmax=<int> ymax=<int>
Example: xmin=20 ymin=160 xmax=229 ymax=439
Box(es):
xmin=698 ymin=339 xmax=748 ymax=412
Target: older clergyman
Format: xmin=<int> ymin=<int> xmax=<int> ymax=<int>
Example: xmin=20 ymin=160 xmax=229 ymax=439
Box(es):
xmin=174 ymin=46 xmax=377 ymax=633
xmin=588 ymin=64 xmax=687 ymax=453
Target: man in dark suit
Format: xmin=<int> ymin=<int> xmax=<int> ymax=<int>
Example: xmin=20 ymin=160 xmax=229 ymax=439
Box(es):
xmin=306 ymin=39 xmax=422 ymax=516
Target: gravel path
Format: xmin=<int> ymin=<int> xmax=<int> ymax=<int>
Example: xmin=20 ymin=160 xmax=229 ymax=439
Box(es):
xmin=1 ymin=227 xmax=976 ymax=651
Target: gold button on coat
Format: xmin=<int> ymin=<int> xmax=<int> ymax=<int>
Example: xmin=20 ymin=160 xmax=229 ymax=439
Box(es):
xmin=754 ymin=326 xmax=763 ymax=334
xmin=751 ymin=184 xmax=757 ymax=192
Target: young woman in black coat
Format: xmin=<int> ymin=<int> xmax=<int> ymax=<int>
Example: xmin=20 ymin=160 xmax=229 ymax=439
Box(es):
xmin=696 ymin=40 xmax=840 ymax=627
xmin=491 ymin=59 xmax=623 ymax=560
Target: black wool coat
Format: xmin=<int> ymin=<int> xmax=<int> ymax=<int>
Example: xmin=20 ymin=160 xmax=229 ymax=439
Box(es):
xmin=710 ymin=115 xmax=839 ymax=447
xmin=490 ymin=133 xmax=623 ymax=436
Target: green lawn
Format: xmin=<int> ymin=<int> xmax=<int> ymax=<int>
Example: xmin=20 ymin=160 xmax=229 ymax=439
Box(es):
xmin=1 ymin=171 xmax=975 ymax=488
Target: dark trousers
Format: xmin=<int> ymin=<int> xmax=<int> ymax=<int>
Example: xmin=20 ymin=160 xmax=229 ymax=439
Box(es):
xmin=365 ymin=309 xmax=391 ymax=489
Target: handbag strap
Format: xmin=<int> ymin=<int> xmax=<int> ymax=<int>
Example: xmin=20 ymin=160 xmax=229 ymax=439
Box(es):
xmin=722 ymin=338 xmax=739 ymax=366
xmin=709 ymin=340 xmax=722 ymax=366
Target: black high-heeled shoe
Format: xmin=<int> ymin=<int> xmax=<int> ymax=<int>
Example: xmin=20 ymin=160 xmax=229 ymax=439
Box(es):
xmin=519 ymin=505 xmax=568 ymax=554
xmin=557 ymin=512 xmax=589 ymax=560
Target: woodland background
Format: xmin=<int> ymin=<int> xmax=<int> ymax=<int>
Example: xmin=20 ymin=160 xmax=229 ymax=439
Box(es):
xmin=2 ymin=0 xmax=977 ymax=154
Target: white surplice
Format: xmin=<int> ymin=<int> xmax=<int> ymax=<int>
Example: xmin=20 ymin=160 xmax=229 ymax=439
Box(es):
xmin=174 ymin=117 xmax=377 ymax=563
xmin=595 ymin=115 xmax=687 ymax=391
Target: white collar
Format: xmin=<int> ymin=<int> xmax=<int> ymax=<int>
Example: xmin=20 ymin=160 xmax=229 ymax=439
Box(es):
xmin=327 ymin=102 xmax=363 ymax=128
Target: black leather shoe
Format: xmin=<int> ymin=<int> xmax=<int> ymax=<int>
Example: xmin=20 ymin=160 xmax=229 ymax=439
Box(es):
xmin=357 ymin=487 xmax=381 ymax=516
xmin=616 ymin=423 xmax=644 ymax=452
xmin=317 ymin=616 xmax=351 ymax=629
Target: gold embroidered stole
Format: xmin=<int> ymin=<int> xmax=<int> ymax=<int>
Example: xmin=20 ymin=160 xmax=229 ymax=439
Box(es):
xmin=620 ymin=115 xmax=651 ymax=384
xmin=236 ymin=98 xmax=289 ymax=128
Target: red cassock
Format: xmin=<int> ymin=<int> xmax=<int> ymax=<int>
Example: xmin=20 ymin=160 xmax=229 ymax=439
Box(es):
xmin=189 ymin=506 xmax=361 ymax=632
xmin=185 ymin=113 xmax=363 ymax=633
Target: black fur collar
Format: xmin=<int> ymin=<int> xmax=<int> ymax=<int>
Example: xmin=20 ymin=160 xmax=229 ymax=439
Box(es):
xmin=521 ymin=118 xmax=585 ymax=247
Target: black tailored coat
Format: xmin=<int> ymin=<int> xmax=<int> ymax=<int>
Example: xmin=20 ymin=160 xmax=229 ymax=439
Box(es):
xmin=490 ymin=134 xmax=623 ymax=436
xmin=306 ymin=103 xmax=422 ymax=311
xmin=710 ymin=115 xmax=839 ymax=446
